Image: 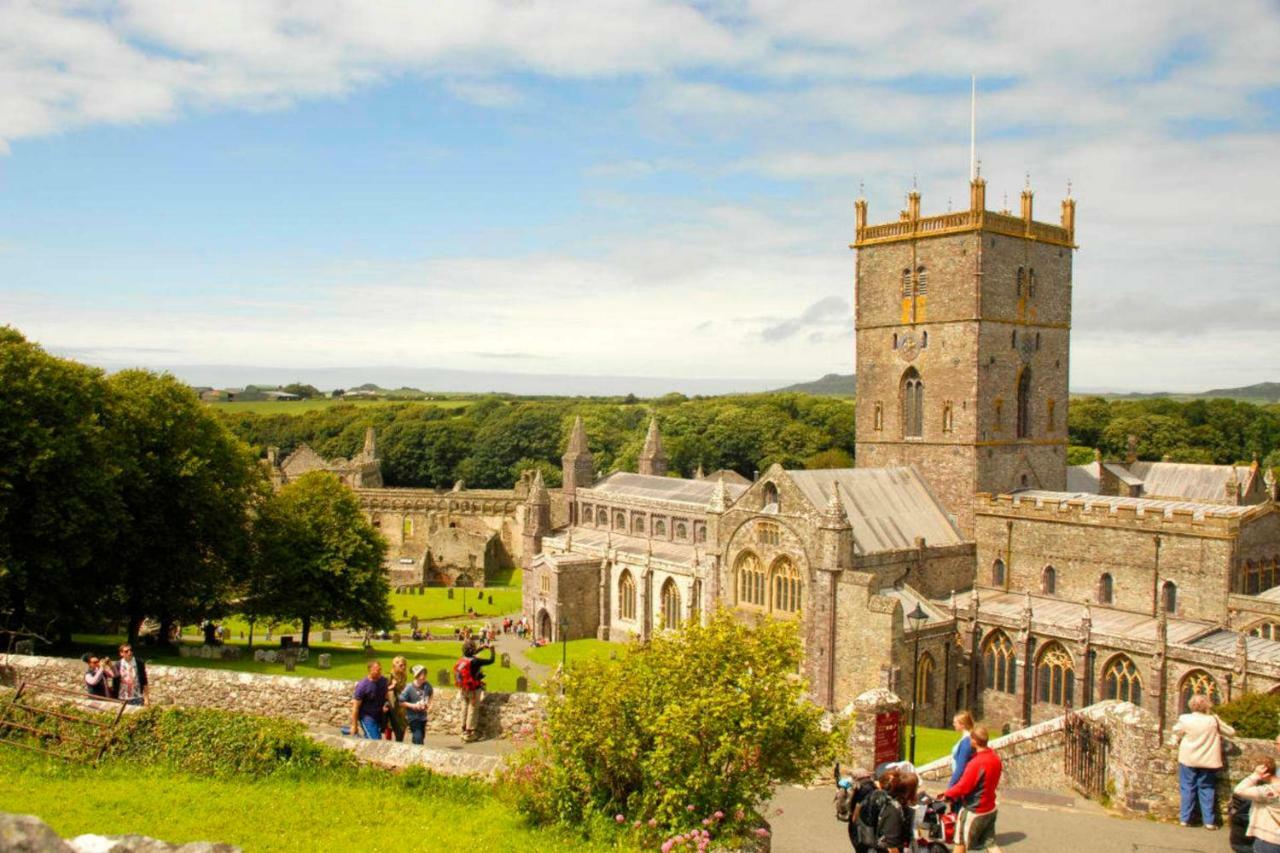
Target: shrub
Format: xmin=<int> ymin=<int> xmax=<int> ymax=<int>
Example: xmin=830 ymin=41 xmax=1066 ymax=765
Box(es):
xmin=109 ymin=707 xmax=356 ymax=777
xmin=1216 ymin=692 xmax=1280 ymax=739
xmin=501 ymin=610 xmax=839 ymax=846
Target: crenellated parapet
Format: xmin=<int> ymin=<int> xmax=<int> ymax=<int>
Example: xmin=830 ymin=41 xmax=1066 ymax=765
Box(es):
xmin=975 ymin=490 xmax=1270 ymax=537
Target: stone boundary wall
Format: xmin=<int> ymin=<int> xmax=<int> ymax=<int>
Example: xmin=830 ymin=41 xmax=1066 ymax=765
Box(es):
xmin=0 ymin=654 xmax=545 ymax=740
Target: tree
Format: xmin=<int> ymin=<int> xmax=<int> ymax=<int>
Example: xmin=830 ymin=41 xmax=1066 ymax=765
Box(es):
xmin=281 ymin=383 xmax=322 ymax=399
xmin=504 ymin=610 xmax=838 ymax=844
xmin=249 ymin=471 xmax=391 ymax=647
xmin=104 ymin=370 xmax=265 ymax=645
xmin=0 ymin=328 xmax=120 ymax=643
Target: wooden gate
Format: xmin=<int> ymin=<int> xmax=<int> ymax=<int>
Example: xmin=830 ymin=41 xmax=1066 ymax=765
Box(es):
xmin=1063 ymin=711 xmax=1108 ymax=799
xmin=0 ymin=680 xmax=130 ymax=763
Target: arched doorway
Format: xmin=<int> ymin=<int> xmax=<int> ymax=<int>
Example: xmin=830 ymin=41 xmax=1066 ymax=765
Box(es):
xmin=537 ymin=609 xmax=552 ymax=641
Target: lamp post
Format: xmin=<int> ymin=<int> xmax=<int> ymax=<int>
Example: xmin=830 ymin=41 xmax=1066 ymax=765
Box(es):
xmin=907 ymin=602 xmax=929 ymax=764
xmin=558 ymin=614 xmax=569 ymax=695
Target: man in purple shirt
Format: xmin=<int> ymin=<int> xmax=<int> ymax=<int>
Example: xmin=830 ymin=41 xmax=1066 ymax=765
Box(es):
xmin=350 ymin=660 xmax=389 ymax=739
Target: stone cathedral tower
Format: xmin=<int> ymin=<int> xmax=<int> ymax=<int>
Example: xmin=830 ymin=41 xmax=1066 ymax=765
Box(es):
xmin=851 ymin=176 xmax=1077 ymax=535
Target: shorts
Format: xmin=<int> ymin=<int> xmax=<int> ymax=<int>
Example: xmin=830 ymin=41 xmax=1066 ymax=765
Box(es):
xmin=955 ymin=807 xmax=997 ymax=850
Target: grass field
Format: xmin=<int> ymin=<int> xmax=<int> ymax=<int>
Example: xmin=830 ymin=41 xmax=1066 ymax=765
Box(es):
xmin=204 ymin=398 xmax=473 ymax=414
xmin=0 ymin=752 xmax=609 ymax=853
xmin=911 ymin=726 xmax=959 ymax=766
xmin=526 ymin=638 xmax=623 ymax=669
xmin=68 ymin=635 xmax=535 ymax=692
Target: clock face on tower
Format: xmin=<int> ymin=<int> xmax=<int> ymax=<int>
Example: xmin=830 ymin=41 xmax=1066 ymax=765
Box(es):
xmin=898 ymin=331 xmax=920 ymax=362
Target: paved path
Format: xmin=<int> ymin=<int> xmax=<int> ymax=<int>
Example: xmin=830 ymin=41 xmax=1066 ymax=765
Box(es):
xmin=769 ymin=784 xmax=1220 ymax=853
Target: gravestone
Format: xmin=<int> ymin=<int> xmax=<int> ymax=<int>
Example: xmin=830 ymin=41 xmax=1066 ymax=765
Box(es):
xmin=318 ymin=653 xmax=332 ymax=669
xmin=283 ymin=651 xmax=298 ymax=672
xmin=515 ymin=675 xmax=528 ymax=692
xmin=500 ymin=653 xmax=511 ymax=668
xmin=392 ymin=634 xmax=401 ymax=644
xmin=253 ymin=649 xmax=266 ymax=662
xmin=321 ymin=630 xmax=331 ymax=642
xmin=418 ymin=586 xmax=425 ymax=595
xmin=264 ymin=650 xmax=279 ymax=664
xmin=447 ymin=588 xmax=454 ymax=599
xmin=402 ymin=609 xmax=408 ymax=618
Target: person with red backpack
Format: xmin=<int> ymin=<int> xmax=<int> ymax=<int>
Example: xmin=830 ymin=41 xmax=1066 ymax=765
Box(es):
xmin=455 ymin=639 xmax=495 ymax=742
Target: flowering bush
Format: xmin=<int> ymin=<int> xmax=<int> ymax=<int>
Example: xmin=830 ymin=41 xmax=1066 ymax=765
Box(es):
xmin=501 ymin=610 xmax=838 ymax=845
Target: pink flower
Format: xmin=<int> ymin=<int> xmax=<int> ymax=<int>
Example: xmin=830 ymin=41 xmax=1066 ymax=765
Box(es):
xmin=713 ymin=810 xmax=725 ymax=820
xmin=755 ymin=827 xmax=771 ymax=837
xmin=661 ymin=842 xmax=674 ymax=853
xmin=702 ymin=818 xmax=711 ymax=826
xmin=633 ymin=820 xmax=642 ymax=828
xmin=615 ymin=814 xmax=625 ymax=823
xmin=686 ymin=804 xmax=696 ymax=812
xmin=648 ymin=818 xmax=658 ymax=828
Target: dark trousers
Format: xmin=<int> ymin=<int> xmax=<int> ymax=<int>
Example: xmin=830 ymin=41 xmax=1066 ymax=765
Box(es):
xmin=409 ymin=719 xmax=426 ymax=745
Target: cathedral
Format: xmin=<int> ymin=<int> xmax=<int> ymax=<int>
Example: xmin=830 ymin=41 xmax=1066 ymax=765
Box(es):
xmin=521 ymin=175 xmax=1280 ymax=732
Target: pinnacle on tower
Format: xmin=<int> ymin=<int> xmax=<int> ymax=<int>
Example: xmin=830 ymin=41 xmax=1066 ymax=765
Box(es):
xmin=821 ymin=485 xmax=851 ymax=529
xmin=695 ymin=463 xmax=706 ymax=480
xmin=526 ymin=469 xmax=550 ymax=505
xmin=361 ymin=426 xmax=377 ymax=459
xmin=565 ymin=415 xmax=591 ymax=456
xmin=637 ymin=416 xmax=668 ymax=477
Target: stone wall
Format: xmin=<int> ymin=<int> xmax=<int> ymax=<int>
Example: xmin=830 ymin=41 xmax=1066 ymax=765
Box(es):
xmin=0 ymin=654 xmax=545 ymax=740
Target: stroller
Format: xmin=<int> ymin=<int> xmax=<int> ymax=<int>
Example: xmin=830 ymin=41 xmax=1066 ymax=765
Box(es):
xmin=913 ymin=793 xmax=956 ymax=852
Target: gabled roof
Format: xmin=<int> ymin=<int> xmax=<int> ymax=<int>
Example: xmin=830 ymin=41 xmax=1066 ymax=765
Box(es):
xmin=280 ymin=444 xmax=327 ymax=474
xmin=785 ymin=467 xmax=964 ymax=554
xmin=1128 ymin=461 xmax=1254 ymax=502
xmin=585 ymin=472 xmax=748 ymax=508
xmin=1067 ymin=461 xmax=1143 ymax=492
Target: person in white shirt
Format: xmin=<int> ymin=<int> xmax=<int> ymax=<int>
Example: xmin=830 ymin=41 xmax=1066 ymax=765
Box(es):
xmin=1172 ymin=693 xmax=1235 ymax=830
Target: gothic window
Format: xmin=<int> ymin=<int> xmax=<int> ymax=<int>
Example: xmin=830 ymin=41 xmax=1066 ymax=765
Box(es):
xmin=915 ymin=652 xmax=936 ymax=706
xmin=694 ymin=522 xmax=706 ymax=543
xmin=1042 ymin=565 xmax=1056 ymax=595
xmin=992 ymin=559 xmax=1006 ymax=586
xmin=901 ymin=269 xmax=912 ymax=298
xmin=901 ymin=367 xmax=924 ymax=438
xmin=1248 ymin=621 xmax=1280 ymax=640
xmin=762 ymin=482 xmax=780 ymax=512
xmin=582 ymin=506 xmax=593 ymax=525
xmin=654 ymin=520 xmax=666 ymax=537
xmin=1016 ymin=266 xmax=1024 ymax=297
xmin=1179 ymin=670 xmax=1221 ymax=712
xmin=874 ymin=402 xmax=884 ymax=431
xmin=618 ymin=570 xmax=636 ymax=621
xmin=598 ymin=508 xmax=610 ymax=528
xmin=770 ymin=556 xmax=802 ymax=615
xmin=982 ymin=630 xmax=1017 ymax=694
xmin=540 ymin=574 xmax=551 ymax=594
xmin=1162 ymin=581 xmax=1178 ymax=614
xmin=736 ymin=552 xmax=766 ymax=608
xmin=614 ymin=511 xmax=625 ymax=530
xmin=402 ymin=517 xmax=413 ymax=538
xmin=1036 ymin=643 xmax=1075 ymax=706
xmin=916 ymin=266 xmax=929 ymax=295
xmin=1016 ymin=368 xmax=1032 ymax=439
xmin=1098 ymin=573 xmax=1114 ymax=605
xmin=756 ymin=522 xmax=781 ymax=546
xmin=1102 ymin=655 xmax=1143 ymax=705
xmin=921 ymin=331 xmax=929 ymax=348
xmin=942 ymin=402 xmax=954 ymax=433
xmin=1047 ymin=399 xmax=1056 ymax=431
xmin=633 ymin=515 xmax=646 ymax=535
xmin=660 ymin=578 xmax=681 ymax=631
xmin=675 ymin=522 xmax=688 ymax=540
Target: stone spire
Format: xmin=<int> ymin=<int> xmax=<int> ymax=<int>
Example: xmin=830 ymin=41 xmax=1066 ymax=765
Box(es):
xmin=528 ymin=469 xmax=549 ymax=505
xmin=521 ymin=469 xmax=551 ymax=559
xmin=818 ymin=485 xmax=853 ymax=571
xmin=561 ymin=415 xmax=595 ymax=518
xmin=695 ymin=463 xmax=706 ymax=480
xmin=637 ymin=417 xmax=668 ymax=477
xmin=821 ymin=485 xmax=851 ymax=529
xmin=361 ymin=426 xmax=377 ymax=460
xmin=566 ymin=415 xmax=590 ymax=455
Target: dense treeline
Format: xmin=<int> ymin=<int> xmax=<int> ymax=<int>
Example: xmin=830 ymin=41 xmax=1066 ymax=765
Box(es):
xmin=216 ymin=392 xmax=1279 ymax=491
xmin=0 ymin=329 xmax=390 ymax=648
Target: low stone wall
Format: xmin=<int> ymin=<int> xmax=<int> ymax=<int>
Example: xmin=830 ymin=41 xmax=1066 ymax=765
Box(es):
xmin=0 ymin=654 xmax=545 ymax=740
xmin=307 ymin=731 xmax=504 ymax=778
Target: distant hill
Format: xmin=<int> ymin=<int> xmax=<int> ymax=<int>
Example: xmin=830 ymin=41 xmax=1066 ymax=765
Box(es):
xmin=1107 ymin=382 xmax=1280 ymax=404
xmin=773 ymin=373 xmax=856 ymax=396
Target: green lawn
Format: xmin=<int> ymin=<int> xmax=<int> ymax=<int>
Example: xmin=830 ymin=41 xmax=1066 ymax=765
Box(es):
xmin=390 ymin=583 xmax=523 ymax=623
xmin=0 ymin=751 xmax=609 ymax=853
xmin=68 ymin=635 xmax=535 ymax=692
xmin=526 ymin=638 xmax=624 ymax=669
xmin=204 ymin=398 xmax=473 ymax=414
xmin=911 ymin=726 xmax=959 ymax=766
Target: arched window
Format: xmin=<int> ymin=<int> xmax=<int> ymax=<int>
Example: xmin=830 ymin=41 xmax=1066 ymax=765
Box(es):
xmin=916 ymin=266 xmax=929 ymax=295
xmin=982 ymin=630 xmax=1017 ymax=694
xmin=582 ymin=506 xmax=593 ymax=525
xmin=892 ymin=333 xmax=899 ymax=350
xmin=921 ymin=330 xmax=929 ymax=348
xmin=942 ymin=401 xmax=954 ymax=432
xmin=633 ymin=515 xmax=646 ymax=534
xmin=1248 ymin=621 xmax=1280 ymax=640
xmin=992 ymin=559 xmax=1006 ymax=587
xmin=614 ymin=511 xmax=625 ymax=530
xmin=618 ymin=570 xmax=636 ymax=621
xmin=762 ymin=482 xmax=780 ymax=512
xmin=1042 ymin=565 xmax=1056 ymax=595
xmin=874 ymin=402 xmax=884 ymax=431
xmin=770 ymin=556 xmax=802 ymax=615
xmin=901 ymin=368 xmax=924 ymax=438
xmin=675 ymin=522 xmax=688 ymax=540
xmin=1162 ymin=581 xmax=1178 ymax=614
xmin=901 ymin=269 xmax=912 ymax=298
xmin=653 ymin=520 xmax=666 ymax=537
xmin=660 ymin=579 xmax=681 ymax=631
xmin=402 ymin=517 xmax=413 ymax=538
xmin=1098 ymin=573 xmax=1114 ymax=605
xmin=1102 ymin=655 xmax=1143 ymax=705
xmin=1179 ymin=670 xmax=1221 ymax=712
xmin=1016 ymin=368 xmax=1032 ymax=439
xmin=1036 ymin=643 xmax=1075 ymax=706
xmin=694 ymin=523 xmax=706 ymax=543
xmin=915 ymin=652 xmax=936 ymax=706
xmin=598 ymin=508 xmax=610 ymax=528
xmin=736 ymin=552 xmax=766 ymax=608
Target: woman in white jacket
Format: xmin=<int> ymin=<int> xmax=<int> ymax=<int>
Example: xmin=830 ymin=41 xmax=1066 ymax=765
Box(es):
xmin=1171 ymin=693 xmax=1235 ymax=829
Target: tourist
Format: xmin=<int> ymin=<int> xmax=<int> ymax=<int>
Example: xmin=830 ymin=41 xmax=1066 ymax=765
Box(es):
xmin=385 ymin=656 xmax=409 ymax=742
xmin=835 ymin=765 xmax=876 ymax=852
xmin=110 ymin=643 xmax=148 ymax=706
xmin=83 ymin=655 xmax=114 ymax=697
xmin=349 ymin=660 xmax=389 ymax=740
xmin=942 ymin=724 xmax=1002 ymax=853
xmin=1233 ymin=756 xmax=1280 ymax=852
xmin=949 ymin=710 xmax=976 ymax=788
xmin=454 ymin=638 xmax=496 ymax=742
xmin=874 ymin=768 xmax=918 ymax=853
xmin=400 ymin=665 xmax=434 ymax=745
xmin=1172 ymin=693 xmax=1235 ymax=829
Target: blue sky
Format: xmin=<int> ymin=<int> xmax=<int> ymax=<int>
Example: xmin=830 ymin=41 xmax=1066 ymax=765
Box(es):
xmin=1 ymin=1 xmax=1278 ymax=392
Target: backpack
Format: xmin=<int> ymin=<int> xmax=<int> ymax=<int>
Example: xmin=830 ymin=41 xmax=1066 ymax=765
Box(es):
xmin=835 ymin=786 xmax=855 ymax=822
xmin=453 ymin=657 xmax=481 ymax=691
xmin=855 ymin=789 xmax=890 ymax=847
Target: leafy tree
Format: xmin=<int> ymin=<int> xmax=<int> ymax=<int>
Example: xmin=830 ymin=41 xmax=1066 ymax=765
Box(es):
xmin=380 ymin=419 xmax=475 ymax=488
xmin=0 ymin=328 xmax=120 ymax=643
xmin=104 ymin=370 xmax=265 ymax=645
xmin=804 ymin=448 xmax=854 ymax=469
xmin=282 ymin=383 xmax=322 ymax=399
xmin=1066 ymin=445 xmax=1096 ymax=466
xmin=504 ymin=610 xmax=838 ymax=843
xmin=248 ymin=471 xmax=391 ymax=647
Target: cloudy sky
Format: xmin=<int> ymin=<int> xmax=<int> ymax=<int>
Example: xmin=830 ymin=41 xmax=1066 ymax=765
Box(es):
xmin=1 ymin=1 xmax=1277 ymax=392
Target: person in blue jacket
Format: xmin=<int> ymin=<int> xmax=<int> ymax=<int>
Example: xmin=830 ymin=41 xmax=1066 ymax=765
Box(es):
xmin=949 ymin=711 xmax=976 ymax=787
